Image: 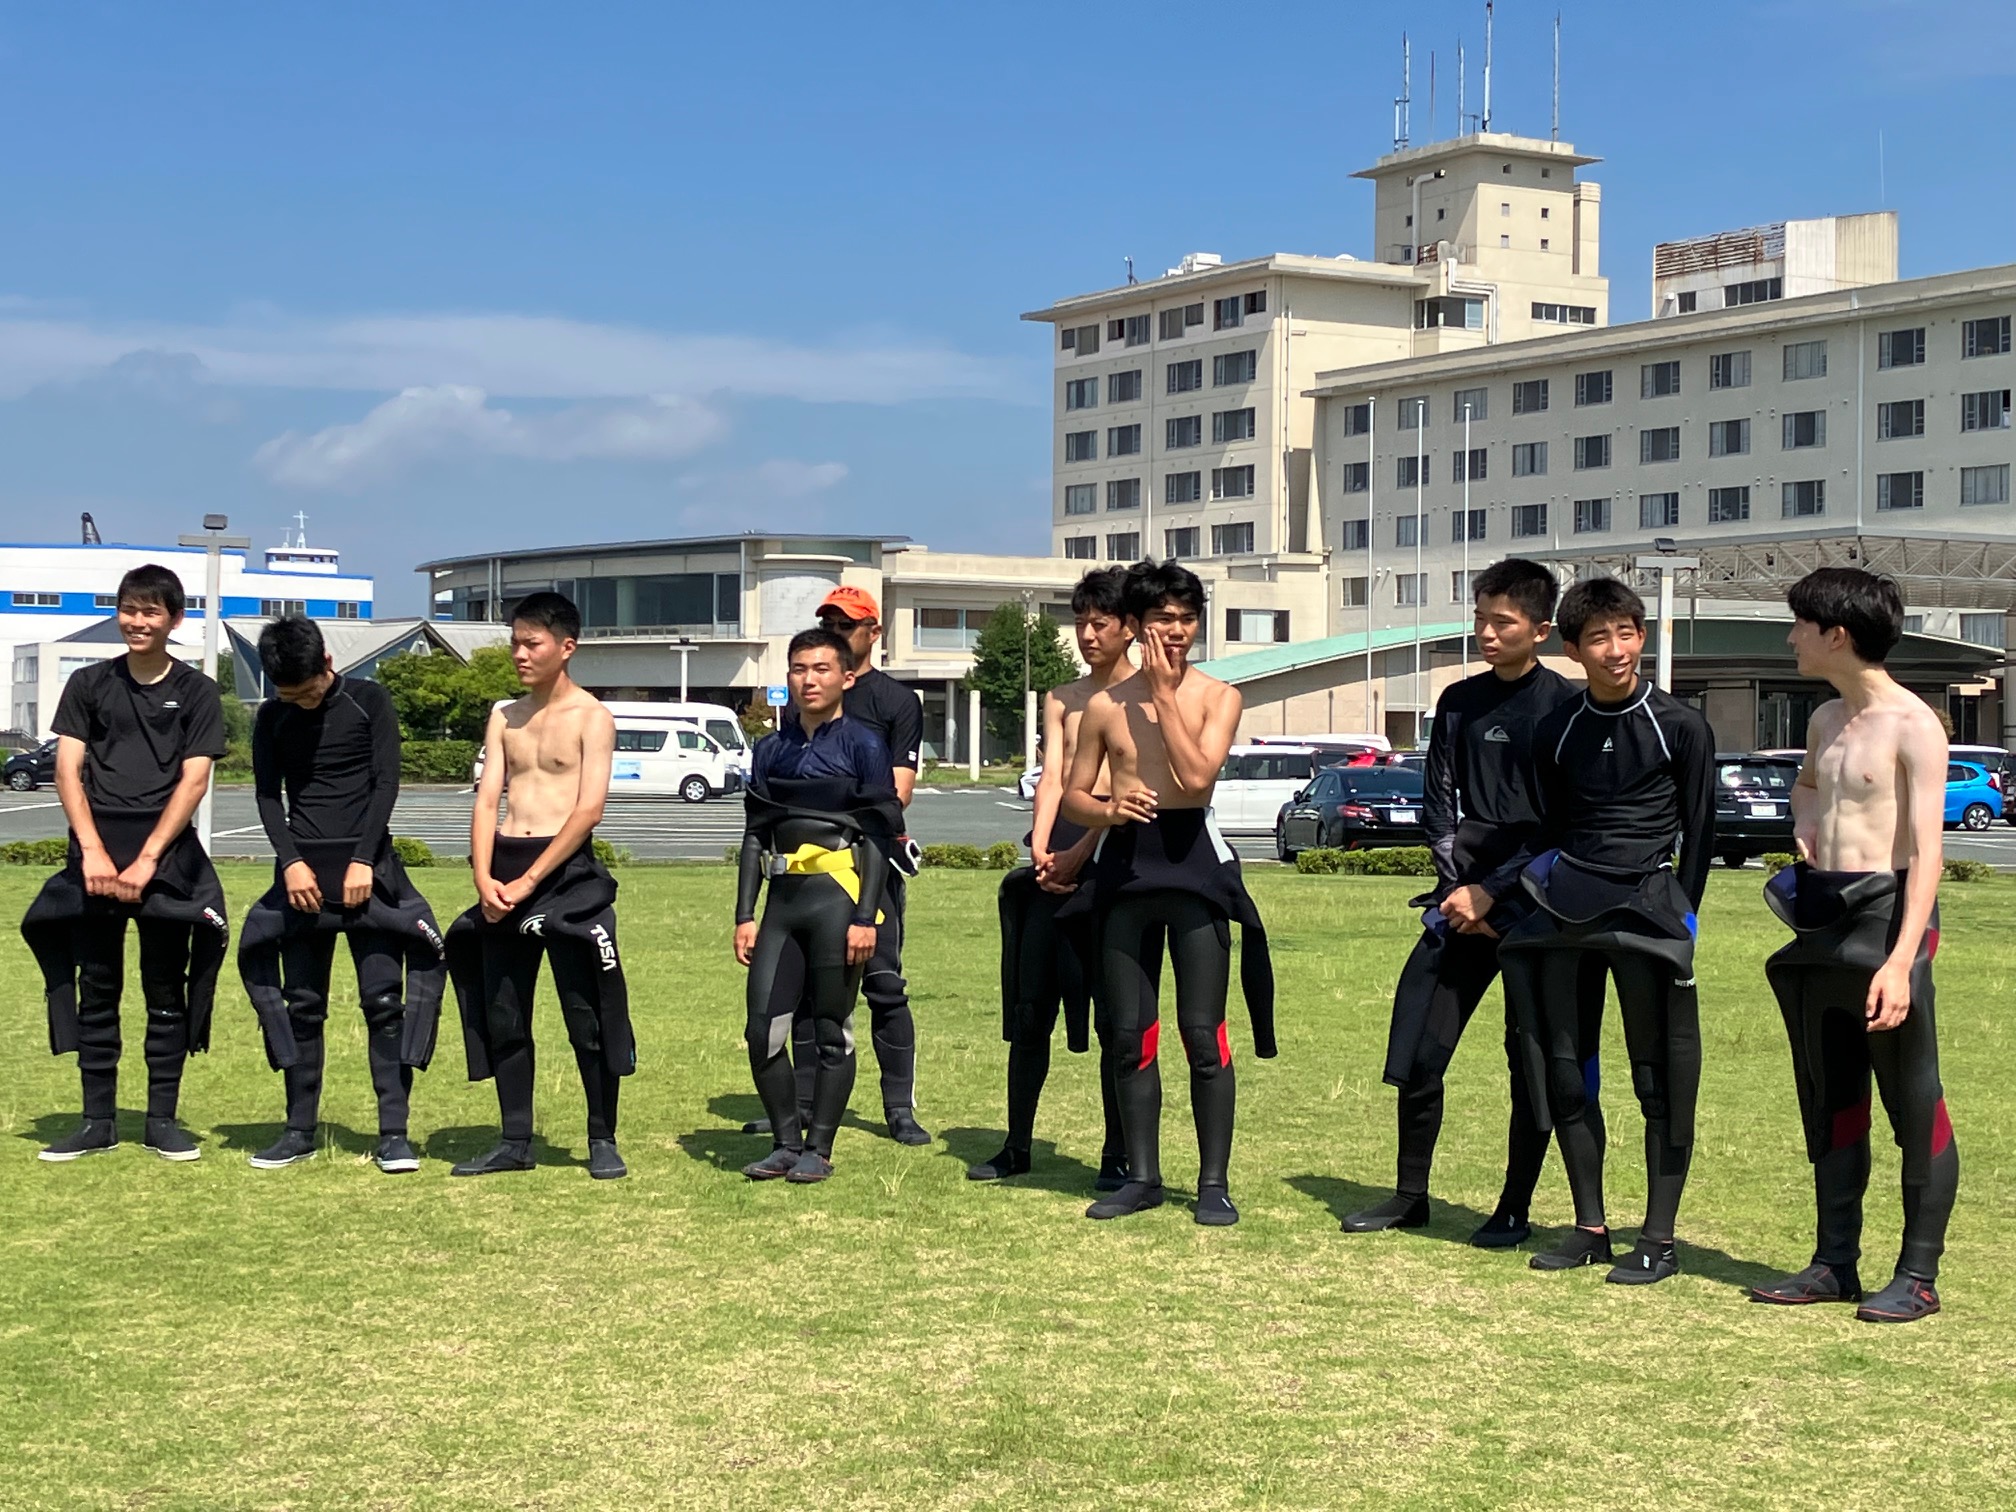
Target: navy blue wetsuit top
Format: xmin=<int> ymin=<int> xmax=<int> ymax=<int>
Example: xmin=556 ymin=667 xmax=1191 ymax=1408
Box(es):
xmin=751 ymin=713 xmax=895 ymax=792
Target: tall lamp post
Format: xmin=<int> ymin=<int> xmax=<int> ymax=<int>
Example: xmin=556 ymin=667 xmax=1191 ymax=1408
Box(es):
xmin=671 ymin=636 xmax=694 ymax=703
xmin=1020 ymin=589 xmax=1038 ymax=773
xmin=1636 ymin=539 xmax=1699 ymax=693
xmin=176 ymin=513 xmax=250 ymax=854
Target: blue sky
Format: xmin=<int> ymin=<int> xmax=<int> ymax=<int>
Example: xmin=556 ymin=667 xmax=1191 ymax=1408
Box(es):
xmin=1 ymin=0 xmax=2010 ymax=612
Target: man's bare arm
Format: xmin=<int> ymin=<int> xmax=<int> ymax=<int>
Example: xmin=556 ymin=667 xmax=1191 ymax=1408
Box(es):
xmin=1159 ymin=682 xmax=1243 ymax=795
xmin=1061 ymin=696 xmax=1118 ymax=829
xmin=520 ymin=707 xmax=614 ymax=891
xmin=55 ymin=736 xmax=103 ymax=855
xmin=1790 ymin=703 xmax=1834 ymax=861
xmin=470 ymin=707 xmax=508 ymax=889
xmin=1030 ymin=689 xmax=1072 ymax=859
xmin=1869 ymin=711 xmax=1947 ymax=1029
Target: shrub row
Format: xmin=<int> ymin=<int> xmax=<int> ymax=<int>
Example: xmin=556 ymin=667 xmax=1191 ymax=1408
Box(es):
xmin=2 ymin=838 xmax=67 ymax=866
xmin=402 ymin=740 xmax=479 ymax=784
xmin=1294 ymin=846 xmax=1437 ymax=876
xmin=919 ymin=841 xmax=1021 ymax=870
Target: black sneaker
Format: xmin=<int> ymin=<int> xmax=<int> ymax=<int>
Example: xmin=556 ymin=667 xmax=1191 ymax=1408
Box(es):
xmin=1606 ymin=1237 xmax=1679 ymax=1286
xmin=143 ymin=1117 xmax=201 ymax=1163
xmin=1751 ymin=1261 xmax=1861 ymax=1306
xmin=1085 ymin=1180 xmax=1166 ymax=1221
xmin=249 ymin=1128 xmax=317 ymax=1169
xmin=1341 ymin=1192 xmax=1429 ymax=1233
xmin=586 ymin=1139 xmax=627 ymax=1181
xmin=1194 ymin=1186 xmax=1239 ymax=1227
xmin=785 ymin=1150 xmax=835 ymax=1183
xmin=1529 ymin=1227 xmax=1613 ymax=1271
xmin=374 ymin=1135 xmax=420 ymax=1175
xmin=1094 ymin=1153 xmax=1130 ymax=1193
xmin=1469 ymin=1209 xmax=1533 ymax=1249
xmin=743 ymin=1146 xmax=803 ymax=1180
xmin=449 ymin=1139 xmax=535 ymax=1177
xmin=886 ymin=1108 xmax=932 ymax=1146
xmin=38 ymin=1118 xmax=118 ymax=1163
xmin=966 ymin=1145 xmax=1031 ymax=1181
xmin=1856 ymin=1271 xmax=1941 ymax=1324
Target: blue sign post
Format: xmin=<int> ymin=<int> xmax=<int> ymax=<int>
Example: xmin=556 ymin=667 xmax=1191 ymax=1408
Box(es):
xmin=765 ymin=685 xmax=789 ymax=707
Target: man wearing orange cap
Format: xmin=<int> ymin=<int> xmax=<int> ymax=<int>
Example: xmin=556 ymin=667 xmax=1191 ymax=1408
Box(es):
xmin=744 ymin=584 xmax=930 ymax=1145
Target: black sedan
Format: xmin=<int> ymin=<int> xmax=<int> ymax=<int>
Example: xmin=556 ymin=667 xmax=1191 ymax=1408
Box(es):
xmin=4 ymin=739 xmax=56 ymax=793
xmin=1275 ymin=766 xmax=1427 ymax=859
xmin=1714 ymin=754 xmax=1799 ymax=867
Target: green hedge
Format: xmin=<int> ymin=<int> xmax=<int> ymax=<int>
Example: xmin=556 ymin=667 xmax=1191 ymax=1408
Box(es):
xmin=1295 ymin=845 xmax=1437 ymax=876
xmin=1762 ymin=853 xmax=1796 ymax=875
xmin=592 ymin=837 xmax=634 ymax=867
xmin=391 ymin=836 xmax=437 ymax=868
xmin=403 ymin=740 xmax=479 ymax=784
xmin=1944 ymin=858 xmax=1995 ymax=883
xmin=2 ymin=838 xmax=67 ymax=867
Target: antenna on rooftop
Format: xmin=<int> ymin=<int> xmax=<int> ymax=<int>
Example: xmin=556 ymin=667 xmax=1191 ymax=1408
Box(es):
xmin=1552 ymin=11 xmax=1561 ymax=141
xmin=81 ymin=512 xmax=101 ymax=546
xmin=1458 ymin=38 xmax=1468 ymax=133
xmin=1482 ymin=2 xmax=1494 ymax=133
xmin=292 ymin=510 xmax=311 ymax=548
xmin=1125 ymin=255 xmax=1137 ymax=285
xmin=1393 ymin=34 xmax=1411 ymax=149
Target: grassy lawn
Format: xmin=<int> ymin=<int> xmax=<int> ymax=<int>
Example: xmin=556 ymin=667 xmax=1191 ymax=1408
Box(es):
xmin=2 ymin=863 xmax=2013 ymax=1510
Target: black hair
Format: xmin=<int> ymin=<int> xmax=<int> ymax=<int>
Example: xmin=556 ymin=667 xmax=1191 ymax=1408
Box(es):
xmin=788 ymin=626 xmax=856 ymax=671
xmin=1070 ymin=566 xmax=1127 ymax=617
xmin=117 ymin=563 xmax=185 ymax=619
xmin=510 ymin=590 xmax=581 ymax=642
xmin=257 ymin=615 xmax=326 ymax=686
xmin=1120 ymin=558 xmax=1205 ymax=622
xmin=1556 ymin=576 xmax=1646 ymax=644
xmin=1471 ymin=557 xmax=1559 ymax=625
xmin=1787 ymin=566 xmax=1904 ymax=664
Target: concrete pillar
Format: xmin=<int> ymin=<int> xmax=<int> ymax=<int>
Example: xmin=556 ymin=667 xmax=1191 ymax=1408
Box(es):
xmin=944 ymin=678 xmax=959 ymax=769
xmin=969 ymin=688 xmax=981 ymax=780
xmin=2004 ymin=611 xmax=2016 ymax=751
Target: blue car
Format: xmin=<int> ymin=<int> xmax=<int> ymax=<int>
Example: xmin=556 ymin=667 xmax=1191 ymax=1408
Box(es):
xmin=1945 ymin=760 xmax=2003 ymax=831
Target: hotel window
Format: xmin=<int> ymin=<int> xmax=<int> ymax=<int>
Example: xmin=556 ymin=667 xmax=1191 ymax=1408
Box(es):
xmin=1573 ymin=434 xmax=1610 ymax=470
xmin=1109 ymin=369 xmax=1143 ymax=402
xmin=1709 ymin=350 xmax=1751 ymax=389
xmin=1961 ymin=464 xmax=2011 ymax=506
xmin=1165 ymin=526 xmax=1200 ymax=559
xmin=1677 ymin=291 xmax=1697 ymax=314
xmin=1512 ymin=441 xmax=1548 ymax=477
xmin=1395 ymin=514 xmax=1421 ymax=548
xmin=1724 ymin=277 xmax=1782 ymax=306
xmin=1341 ymin=518 xmax=1370 ymax=550
xmin=1063 ymin=536 xmax=1096 ymax=560
xmin=1398 ymin=395 xmax=1429 ymax=429
xmin=1511 ymin=504 xmax=1548 ymax=538
xmin=1213 ymin=350 xmax=1258 ymax=386
xmin=1639 ymin=491 xmax=1680 ymax=529
xmin=12 ymin=592 xmax=60 ymax=607
xmin=1963 ymin=315 xmax=2011 ymax=358
xmin=1211 ymin=465 xmax=1255 ymax=500
xmin=1105 ymin=532 xmax=1140 ymax=560
xmin=1642 ymin=360 xmax=1682 ymax=398
xmin=1961 ymin=614 xmax=2006 ymax=647
xmin=1879 ymin=328 xmax=1925 ymax=369
xmin=1784 ymin=341 xmax=1828 ymax=381
xmin=1452 ymin=447 xmax=1487 ymax=481
xmin=1342 ymin=461 xmax=1369 ymax=494
xmin=1065 ymin=377 xmax=1098 ymax=411
xmin=1106 ymin=479 xmax=1140 ymax=511
xmin=1452 ymin=387 xmax=1488 ymax=422
xmin=1064 ymin=484 xmax=1096 ymax=516
xmin=1961 ymin=390 xmax=2011 ymax=431
xmin=1394 ymin=573 xmax=1427 ymax=607
xmin=1167 ymin=359 xmax=1203 ymax=394
xmin=1064 ymin=430 xmax=1096 ymax=462
xmin=1876 ymin=472 xmax=1924 ymax=511
xmin=1451 ymin=508 xmax=1487 ymax=543
xmin=1061 ymin=324 xmax=1099 ymax=354
xmin=1121 ymin=314 xmax=1150 ymax=346
xmin=1877 ymin=400 xmax=1923 ymax=440
xmin=1641 ymin=426 xmax=1681 ymax=463
xmin=1341 ymin=575 xmax=1369 ymax=608
xmin=1782 ymin=410 xmax=1827 ymax=449
xmin=1212 ymin=407 xmax=1257 ymax=443
xmin=1165 ymin=471 xmax=1202 ymax=505
xmin=1106 ymin=424 xmax=1141 ymax=457
xmin=1782 ymin=480 xmax=1827 ymax=518
xmin=93 ymin=593 xmax=117 ymax=608
xmin=1244 ymin=290 xmax=1267 ymax=316
xmin=1157 ymin=304 xmax=1204 ymax=340
xmin=1531 ymin=302 xmax=1596 ymax=325
xmin=1225 ymin=608 xmax=1289 ymax=643
xmin=1340 ymin=402 xmax=1371 ymax=436
xmin=1396 ymin=455 xmax=1428 ymax=489
xmin=1573 ymin=498 xmax=1611 ymax=534
xmin=1416 ymin=297 xmax=1486 ymax=330
xmin=1574 ymin=370 xmax=1613 ymax=406
xmin=1709 ymin=418 xmax=1751 ymax=456
xmin=1213 ymin=296 xmax=1243 ymax=331
xmin=1708 ymin=485 xmax=1751 ymax=523
xmin=261 ymin=598 xmax=307 ymax=617
xmin=1166 ymin=414 xmax=1202 ymax=450
xmin=336 ymin=602 xmax=362 ymax=620
xmin=1212 ymin=522 xmax=1256 ymax=555
xmin=1512 ymin=379 xmax=1550 ymax=414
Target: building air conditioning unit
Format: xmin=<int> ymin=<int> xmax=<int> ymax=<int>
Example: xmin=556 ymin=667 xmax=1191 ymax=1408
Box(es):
xmin=1168 ymin=252 xmax=1224 ymax=276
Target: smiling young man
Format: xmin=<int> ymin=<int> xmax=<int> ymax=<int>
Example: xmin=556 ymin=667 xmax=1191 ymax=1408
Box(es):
xmin=735 ymin=627 xmax=902 ymax=1183
xmin=1344 ymin=558 xmax=1606 ymax=1247
xmin=970 ymin=566 xmax=1133 ymax=1189
xmin=1499 ymin=576 xmax=1715 ymax=1285
xmin=25 ymin=564 xmax=229 ymax=1163
xmin=443 ymin=591 xmax=632 ymax=1180
xmin=1060 ymin=559 xmax=1274 ymax=1226
xmin=235 ymin=616 xmax=446 ymax=1175
xmin=1752 ymin=568 xmax=1957 ymax=1323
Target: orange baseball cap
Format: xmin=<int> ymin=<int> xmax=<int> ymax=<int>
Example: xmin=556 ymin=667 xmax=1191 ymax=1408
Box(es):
xmin=817 ymin=585 xmax=881 ymax=623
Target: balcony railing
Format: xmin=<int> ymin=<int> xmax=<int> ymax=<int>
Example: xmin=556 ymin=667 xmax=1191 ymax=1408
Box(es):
xmin=579 ymin=622 xmax=741 ymax=640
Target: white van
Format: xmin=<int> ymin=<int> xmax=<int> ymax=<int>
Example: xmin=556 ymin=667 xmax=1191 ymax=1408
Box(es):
xmin=1252 ymin=731 xmax=1393 ymax=757
xmin=470 ymin=706 xmax=742 ymax=802
xmin=1212 ymin=744 xmax=1321 ymax=833
xmin=601 ymin=701 xmax=752 ymax=778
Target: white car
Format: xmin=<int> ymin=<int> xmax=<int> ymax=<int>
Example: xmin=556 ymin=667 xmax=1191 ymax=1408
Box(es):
xmin=1212 ymin=744 xmax=1322 ymax=833
xmin=1017 ymin=767 xmax=1042 ymax=801
xmin=471 ymin=714 xmax=740 ymax=803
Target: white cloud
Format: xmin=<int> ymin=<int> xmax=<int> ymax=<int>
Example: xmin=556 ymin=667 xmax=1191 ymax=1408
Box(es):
xmin=253 ymin=385 xmax=726 ymax=489
xmin=751 ymin=459 xmax=849 ymax=497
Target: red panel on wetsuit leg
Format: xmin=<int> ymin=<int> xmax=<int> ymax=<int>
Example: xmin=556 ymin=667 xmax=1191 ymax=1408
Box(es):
xmin=1931 ymin=1098 xmax=1954 ymax=1157
xmin=1140 ymin=1020 xmax=1160 ymax=1069
xmin=1925 ymin=928 xmax=1940 ymax=960
xmin=1215 ymin=1021 xmax=1232 ymax=1067
xmin=1830 ymin=1096 xmax=1872 ymax=1150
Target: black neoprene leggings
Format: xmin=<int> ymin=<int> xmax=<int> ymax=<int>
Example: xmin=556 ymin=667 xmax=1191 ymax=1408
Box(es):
xmin=747 ymin=873 xmax=863 ymax=1157
xmin=788 ymin=871 xmax=915 ymax=1115
xmin=482 ymin=928 xmax=621 ymax=1143
xmin=1003 ymin=879 xmax=1127 ymax=1159
xmin=1101 ymin=889 xmax=1233 ymax=1192
xmin=278 ymin=927 xmax=412 ymax=1136
xmin=73 ymin=913 xmax=192 ymax=1122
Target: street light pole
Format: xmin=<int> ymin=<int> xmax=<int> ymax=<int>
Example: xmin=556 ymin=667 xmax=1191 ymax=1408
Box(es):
xmin=176 ymin=513 xmax=251 ymax=854
xmin=672 ymin=637 xmax=693 ymax=703
xmin=1635 ymin=545 xmax=1699 ymax=693
xmin=1020 ymin=589 xmax=1037 ymax=773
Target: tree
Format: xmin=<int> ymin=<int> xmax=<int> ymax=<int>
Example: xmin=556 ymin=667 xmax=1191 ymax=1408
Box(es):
xmin=962 ymin=602 xmax=1077 ymax=754
xmin=377 ymin=645 xmax=523 ymax=741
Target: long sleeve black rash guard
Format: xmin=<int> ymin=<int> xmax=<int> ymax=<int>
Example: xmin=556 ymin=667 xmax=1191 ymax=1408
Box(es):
xmin=1422 ymin=663 xmax=1580 ymax=898
xmin=1532 ymin=679 xmax=1717 ymax=909
xmin=252 ymin=675 xmax=402 ymax=868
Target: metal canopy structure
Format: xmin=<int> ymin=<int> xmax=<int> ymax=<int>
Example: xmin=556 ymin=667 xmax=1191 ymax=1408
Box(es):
xmin=1542 ymin=530 xmax=2016 ymax=613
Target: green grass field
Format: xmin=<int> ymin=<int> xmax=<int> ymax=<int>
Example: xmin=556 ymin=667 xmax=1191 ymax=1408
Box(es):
xmin=2 ymin=863 xmax=2012 ymax=1510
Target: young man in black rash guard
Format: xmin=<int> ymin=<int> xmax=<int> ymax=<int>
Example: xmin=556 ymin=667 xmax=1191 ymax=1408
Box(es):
xmin=1343 ymin=558 xmax=1606 ymax=1247
xmin=1753 ymin=569 xmax=1956 ymax=1323
xmin=735 ymin=628 xmax=901 ymax=1182
xmin=237 ymin=616 xmax=445 ymax=1175
xmin=970 ymin=566 xmax=1133 ymax=1189
xmin=443 ymin=591 xmax=632 ymax=1180
xmin=1061 ymin=560 xmax=1275 ymax=1226
xmin=27 ymin=564 xmax=228 ymax=1163
xmin=1500 ymin=577 xmax=1715 ymax=1284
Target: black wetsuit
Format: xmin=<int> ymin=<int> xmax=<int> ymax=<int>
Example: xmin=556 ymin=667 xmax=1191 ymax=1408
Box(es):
xmin=241 ymin=677 xmax=439 ymax=1137
xmin=1382 ymin=664 xmax=1606 ymax=1212
xmin=782 ymin=666 xmax=923 ymax=1120
xmin=738 ymin=715 xmax=899 ymax=1158
xmin=1764 ymin=866 xmax=1957 ymax=1281
xmin=25 ymin=657 xmax=227 ymax=1122
xmin=1501 ymin=679 xmax=1715 ymax=1244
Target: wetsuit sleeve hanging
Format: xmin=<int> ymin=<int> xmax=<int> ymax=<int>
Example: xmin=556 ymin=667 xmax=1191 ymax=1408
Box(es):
xmin=1422 ymin=686 xmax=1460 ymax=888
xmin=252 ymin=702 xmax=304 ymax=869
xmin=1672 ymin=709 xmax=1717 ymax=910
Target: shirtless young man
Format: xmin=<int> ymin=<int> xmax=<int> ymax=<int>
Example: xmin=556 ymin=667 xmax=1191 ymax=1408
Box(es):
xmin=447 ymin=591 xmax=631 ymax=1180
xmin=1753 ymin=568 xmax=1957 ymax=1322
xmin=969 ymin=566 xmax=1134 ymax=1187
xmin=1061 ymin=560 xmax=1273 ymax=1226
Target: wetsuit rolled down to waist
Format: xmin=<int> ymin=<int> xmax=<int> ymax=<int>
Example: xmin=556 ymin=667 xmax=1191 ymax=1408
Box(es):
xmin=443 ymin=834 xmax=634 ymax=1143
xmin=1763 ymin=864 xmax=1956 ymax=1285
xmin=738 ymin=775 xmax=896 ymax=1163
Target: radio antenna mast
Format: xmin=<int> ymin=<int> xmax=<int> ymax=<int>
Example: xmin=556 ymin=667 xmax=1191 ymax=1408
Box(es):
xmin=1482 ymin=1 xmax=1494 ymax=132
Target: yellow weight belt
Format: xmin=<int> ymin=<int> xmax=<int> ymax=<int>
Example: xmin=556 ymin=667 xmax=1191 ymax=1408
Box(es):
xmin=775 ymin=844 xmax=884 ymax=924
